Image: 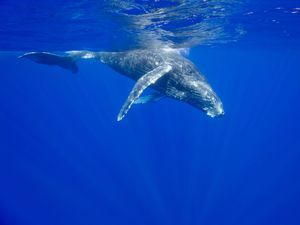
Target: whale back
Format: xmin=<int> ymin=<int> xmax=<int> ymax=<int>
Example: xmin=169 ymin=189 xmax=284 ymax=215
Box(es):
xmin=98 ymin=50 xmax=167 ymax=80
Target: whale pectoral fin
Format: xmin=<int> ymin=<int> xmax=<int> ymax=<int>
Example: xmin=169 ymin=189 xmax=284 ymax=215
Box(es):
xmin=18 ymin=52 xmax=78 ymax=73
xmin=117 ymin=64 xmax=172 ymax=121
xmin=134 ymin=92 xmax=164 ymax=104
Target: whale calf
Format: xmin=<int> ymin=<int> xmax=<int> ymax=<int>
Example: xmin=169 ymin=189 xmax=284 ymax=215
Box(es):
xmin=19 ymin=49 xmax=224 ymax=121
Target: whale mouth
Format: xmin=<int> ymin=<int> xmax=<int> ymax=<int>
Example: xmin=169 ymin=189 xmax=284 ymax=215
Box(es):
xmin=205 ymin=103 xmax=225 ymax=118
xmin=215 ymin=110 xmax=225 ymax=118
xmin=207 ymin=110 xmax=225 ymax=118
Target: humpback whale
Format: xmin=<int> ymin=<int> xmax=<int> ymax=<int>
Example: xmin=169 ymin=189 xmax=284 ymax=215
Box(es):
xmin=19 ymin=49 xmax=224 ymax=121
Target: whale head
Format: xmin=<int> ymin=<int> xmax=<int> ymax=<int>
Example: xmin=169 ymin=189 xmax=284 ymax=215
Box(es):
xmin=185 ymin=80 xmax=224 ymax=118
xmin=203 ymin=92 xmax=225 ymax=118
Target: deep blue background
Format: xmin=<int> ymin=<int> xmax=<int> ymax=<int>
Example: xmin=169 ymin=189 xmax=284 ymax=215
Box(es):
xmin=1 ymin=1 xmax=300 ymax=225
xmin=1 ymin=45 xmax=300 ymax=225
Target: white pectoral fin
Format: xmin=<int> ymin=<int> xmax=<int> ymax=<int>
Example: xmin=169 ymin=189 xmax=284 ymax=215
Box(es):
xmin=117 ymin=64 xmax=172 ymax=121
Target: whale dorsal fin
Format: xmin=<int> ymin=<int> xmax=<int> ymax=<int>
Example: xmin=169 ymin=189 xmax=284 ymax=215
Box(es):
xmin=117 ymin=64 xmax=172 ymax=121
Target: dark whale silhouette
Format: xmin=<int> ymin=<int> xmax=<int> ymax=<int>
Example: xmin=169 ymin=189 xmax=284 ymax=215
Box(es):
xmin=19 ymin=49 xmax=224 ymax=121
xmin=18 ymin=52 xmax=78 ymax=73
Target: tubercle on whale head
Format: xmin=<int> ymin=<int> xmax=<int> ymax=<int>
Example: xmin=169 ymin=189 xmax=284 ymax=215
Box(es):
xmin=202 ymin=91 xmax=225 ymax=118
xmin=206 ymin=100 xmax=225 ymax=118
xmin=187 ymin=81 xmax=225 ymax=118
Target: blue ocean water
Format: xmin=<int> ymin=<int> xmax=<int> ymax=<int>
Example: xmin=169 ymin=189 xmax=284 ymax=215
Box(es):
xmin=0 ymin=1 xmax=300 ymax=225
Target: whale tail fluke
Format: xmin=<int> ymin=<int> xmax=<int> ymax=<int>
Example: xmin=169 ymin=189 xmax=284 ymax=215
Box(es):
xmin=18 ymin=52 xmax=79 ymax=73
